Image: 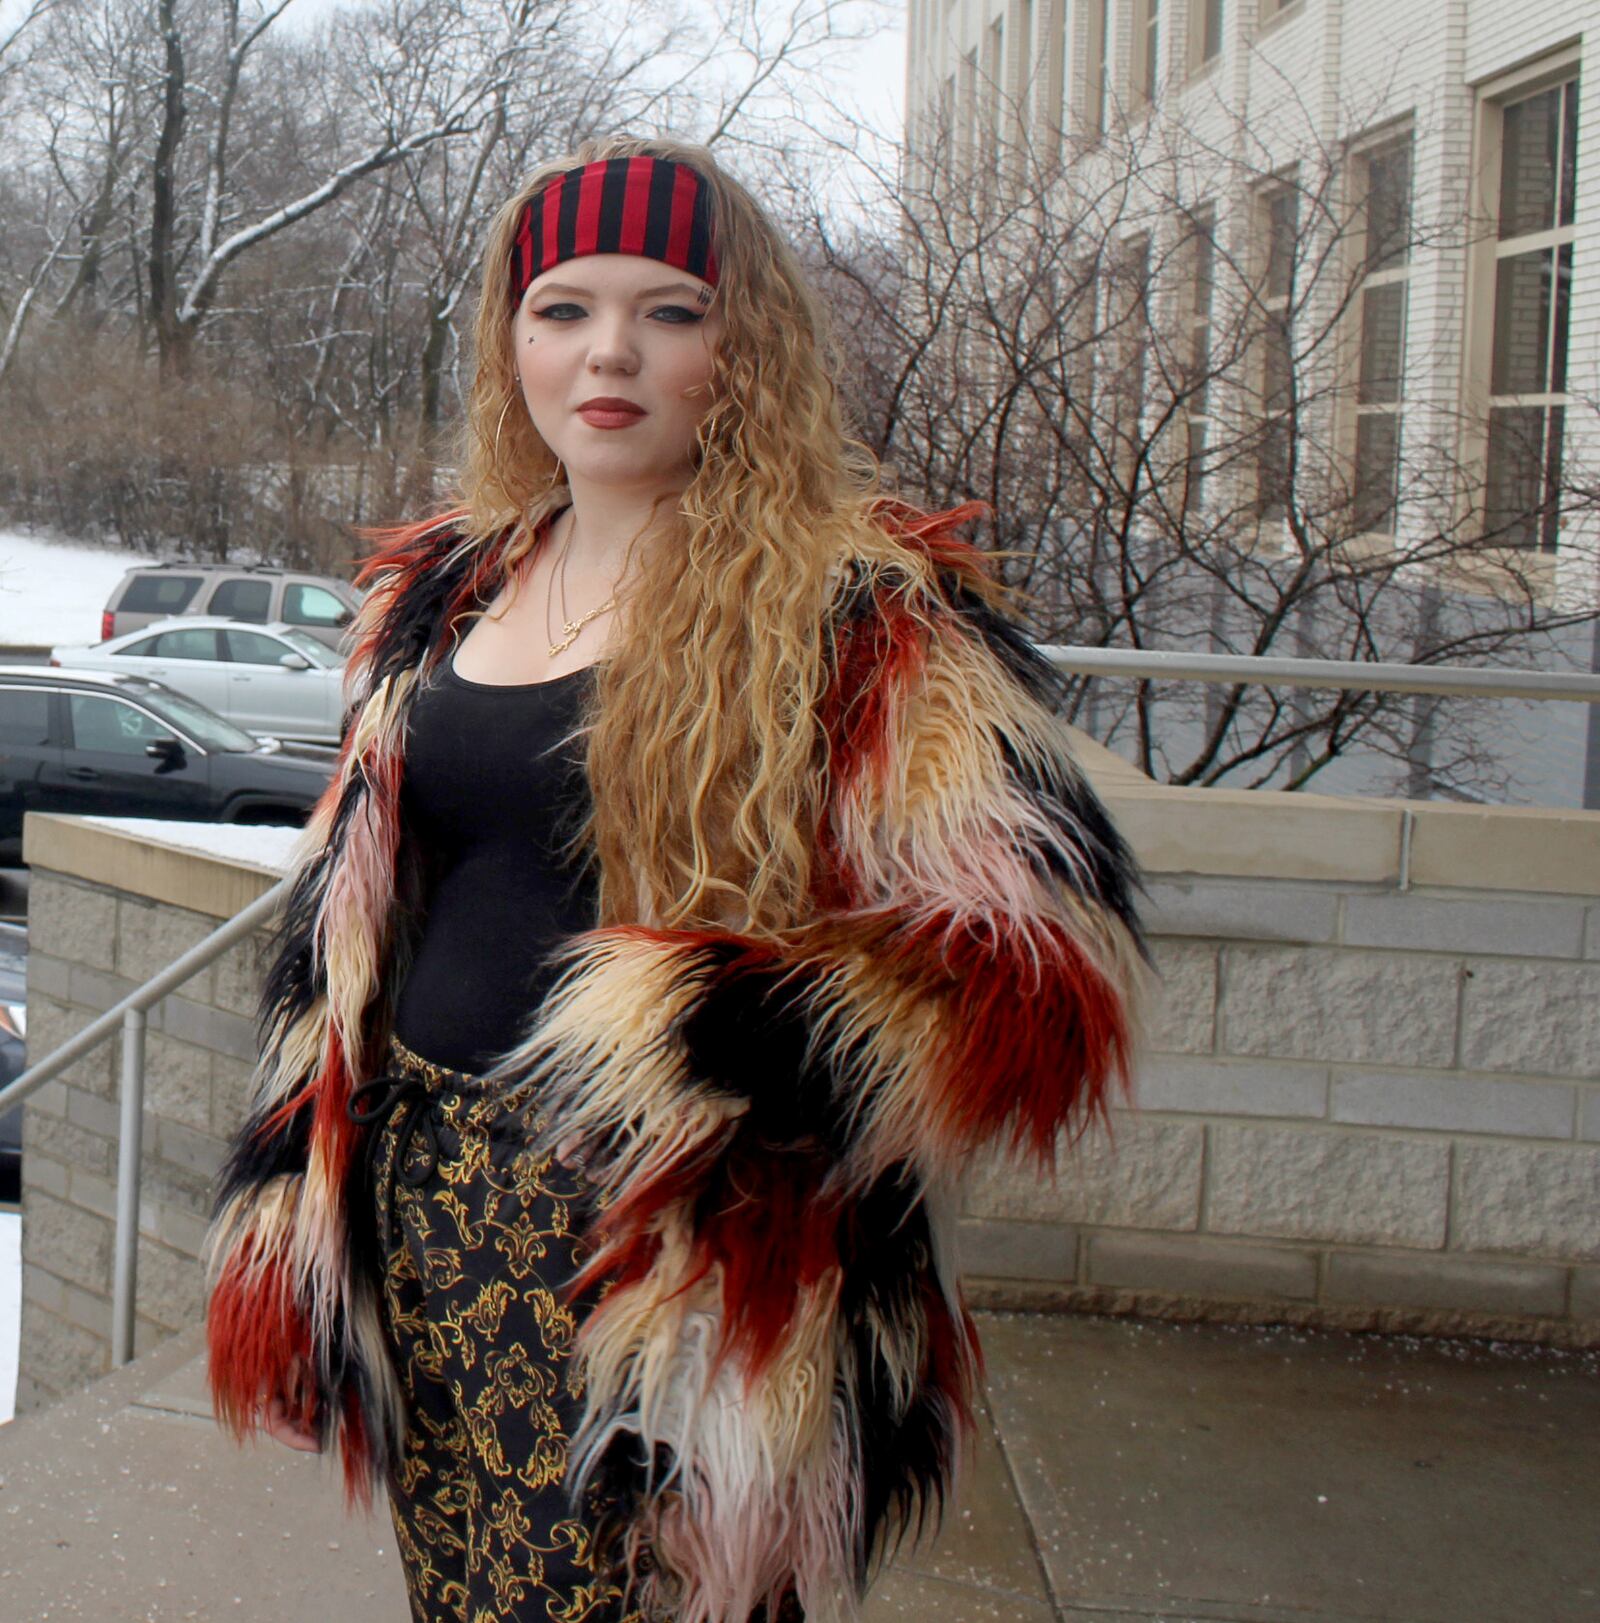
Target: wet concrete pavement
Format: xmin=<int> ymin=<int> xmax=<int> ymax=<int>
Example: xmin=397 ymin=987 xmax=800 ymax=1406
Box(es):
xmin=0 ymin=1309 xmax=1595 ymax=1622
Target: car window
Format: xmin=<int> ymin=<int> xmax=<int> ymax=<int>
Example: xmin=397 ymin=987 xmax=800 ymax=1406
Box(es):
xmin=118 ymin=575 xmax=203 ymax=614
xmin=149 ymin=628 xmax=221 ymax=661
xmin=123 ymin=683 xmax=252 ymax=751
xmin=0 ymin=689 xmax=50 ymax=746
xmin=223 ymin=628 xmax=294 ymax=666
xmin=68 ymin=695 xmax=170 ymax=756
xmin=206 ymin=578 xmax=273 ymax=621
xmin=277 ymin=628 xmax=342 ymax=667
xmin=118 ymin=636 xmax=162 ymax=657
xmin=283 ymin=583 xmax=349 ymax=627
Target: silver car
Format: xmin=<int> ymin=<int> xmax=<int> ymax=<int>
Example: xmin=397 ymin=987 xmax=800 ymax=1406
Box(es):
xmin=51 ymin=617 xmax=347 ymax=744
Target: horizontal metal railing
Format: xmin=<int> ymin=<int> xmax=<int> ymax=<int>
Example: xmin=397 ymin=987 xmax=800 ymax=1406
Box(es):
xmin=1040 ymin=645 xmax=1600 ymax=703
xmin=0 ymin=880 xmax=288 ymax=1366
xmin=4 ymin=642 xmax=1597 ymax=1374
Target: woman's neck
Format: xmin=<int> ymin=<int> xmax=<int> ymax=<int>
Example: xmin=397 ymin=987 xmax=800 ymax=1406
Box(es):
xmin=556 ymin=473 xmax=687 ymax=580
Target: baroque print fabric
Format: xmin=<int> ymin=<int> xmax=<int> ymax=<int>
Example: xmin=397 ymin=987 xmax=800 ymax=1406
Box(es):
xmin=360 ymin=1036 xmax=646 ymax=1623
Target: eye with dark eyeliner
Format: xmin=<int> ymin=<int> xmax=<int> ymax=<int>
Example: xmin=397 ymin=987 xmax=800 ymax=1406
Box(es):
xmin=530 ymin=302 xmax=586 ymax=321
xmin=648 ymin=305 xmax=705 ymax=325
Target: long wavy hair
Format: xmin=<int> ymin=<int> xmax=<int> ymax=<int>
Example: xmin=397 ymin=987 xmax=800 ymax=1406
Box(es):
xmin=445 ymin=134 xmax=999 ymax=938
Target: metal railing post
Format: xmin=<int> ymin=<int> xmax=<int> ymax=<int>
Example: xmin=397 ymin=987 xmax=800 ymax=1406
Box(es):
xmin=112 ymin=1007 xmax=147 ymax=1368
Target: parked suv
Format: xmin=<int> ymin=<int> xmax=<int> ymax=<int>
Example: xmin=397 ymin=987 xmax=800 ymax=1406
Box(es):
xmin=102 ymin=564 xmax=362 ymax=653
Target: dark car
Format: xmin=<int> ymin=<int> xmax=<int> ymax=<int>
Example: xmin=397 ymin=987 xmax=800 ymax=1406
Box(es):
xmin=0 ymin=665 xmax=335 ymax=862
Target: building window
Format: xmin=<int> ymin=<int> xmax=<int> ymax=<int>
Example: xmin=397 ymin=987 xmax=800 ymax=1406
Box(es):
xmin=1135 ymin=0 xmax=1161 ymax=108
xmin=1117 ymin=234 xmax=1154 ymax=459
xmin=1187 ymin=205 xmax=1218 ymax=506
xmin=1016 ymin=0 xmax=1036 ymax=131
xmin=1086 ymin=0 xmax=1110 ymax=137
xmin=1351 ymin=134 xmax=1413 ymax=535
xmin=961 ymin=48 xmax=979 ymax=159
xmin=1257 ymin=183 xmax=1298 ymax=523
xmin=1192 ymin=0 xmax=1224 ymax=70
xmin=1259 ymin=0 xmax=1297 ymax=22
xmin=983 ymin=17 xmax=1006 ymax=158
xmin=1484 ymin=73 xmax=1578 ymax=551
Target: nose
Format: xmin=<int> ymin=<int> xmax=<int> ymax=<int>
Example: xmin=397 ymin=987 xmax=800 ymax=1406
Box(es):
xmin=585 ymin=311 xmax=639 ymax=375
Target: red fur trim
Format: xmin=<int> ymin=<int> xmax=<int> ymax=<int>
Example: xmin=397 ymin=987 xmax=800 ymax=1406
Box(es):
xmin=929 ymin=914 xmax=1135 ymax=1164
xmin=351 ymin=510 xmax=470 ymax=591
xmin=204 ymin=1247 xmax=311 ymax=1441
xmin=791 ymin=906 xmax=1134 ymax=1168
xmin=869 ymin=498 xmax=994 ymax=580
xmin=692 ymin=1140 xmax=844 ymax=1381
xmin=337 ymin=1383 xmax=377 ymax=1514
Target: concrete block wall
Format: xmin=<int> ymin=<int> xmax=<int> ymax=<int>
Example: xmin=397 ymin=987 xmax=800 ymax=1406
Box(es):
xmin=960 ymin=872 xmax=1600 ymax=1345
xmin=12 ymin=778 xmax=1600 ymax=1418
xmin=13 ymin=823 xmax=283 ymax=1416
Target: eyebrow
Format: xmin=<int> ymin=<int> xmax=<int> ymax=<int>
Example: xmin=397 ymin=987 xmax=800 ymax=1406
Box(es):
xmin=528 ymin=281 xmax=708 ymax=301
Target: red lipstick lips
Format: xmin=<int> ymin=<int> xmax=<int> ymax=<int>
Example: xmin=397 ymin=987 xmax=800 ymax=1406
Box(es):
xmin=576 ymin=396 xmax=646 ymax=429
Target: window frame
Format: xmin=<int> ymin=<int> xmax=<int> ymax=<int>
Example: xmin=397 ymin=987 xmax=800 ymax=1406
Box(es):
xmin=204 ymin=576 xmax=274 ymax=623
xmin=1255 ymin=176 xmax=1301 ymax=529
xmin=1133 ymin=0 xmax=1162 ymax=112
xmin=1189 ymin=0 xmax=1224 ymax=76
xmin=64 ymin=691 xmax=202 ymax=758
xmin=1184 ymin=203 xmax=1219 ymax=510
xmin=0 ymin=685 xmax=54 ymax=749
xmin=1461 ymin=48 xmax=1582 ymax=556
xmin=1083 ymin=0 xmax=1110 ymax=141
xmin=1344 ymin=127 xmax=1415 ymax=541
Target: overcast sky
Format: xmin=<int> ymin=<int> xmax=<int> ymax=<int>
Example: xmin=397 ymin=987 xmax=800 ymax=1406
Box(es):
xmin=0 ymin=0 xmax=907 ymax=138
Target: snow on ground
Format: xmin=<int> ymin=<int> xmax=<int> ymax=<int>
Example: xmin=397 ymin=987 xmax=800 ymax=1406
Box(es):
xmin=0 ymin=528 xmax=144 ymax=649
xmin=85 ymin=816 xmax=301 ymax=875
xmin=1 ymin=1210 xmax=18 ymax=1424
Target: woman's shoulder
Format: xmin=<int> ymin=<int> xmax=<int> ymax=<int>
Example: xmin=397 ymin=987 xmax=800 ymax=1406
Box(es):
xmin=344 ymin=510 xmax=503 ymax=693
xmin=829 ymin=498 xmax=1018 ymax=633
xmin=827 ymin=498 xmax=1062 ymax=709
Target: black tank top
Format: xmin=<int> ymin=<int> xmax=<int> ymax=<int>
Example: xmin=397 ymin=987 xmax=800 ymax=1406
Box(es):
xmin=390 ymin=656 xmax=600 ymax=1073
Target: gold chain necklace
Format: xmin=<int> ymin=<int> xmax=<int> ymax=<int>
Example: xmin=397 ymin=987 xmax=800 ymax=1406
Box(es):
xmin=544 ymin=512 xmax=617 ymax=659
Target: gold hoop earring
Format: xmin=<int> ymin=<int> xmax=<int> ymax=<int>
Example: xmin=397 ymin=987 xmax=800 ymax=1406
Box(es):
xmin=491 ymin=396 xmax=515 ymax=462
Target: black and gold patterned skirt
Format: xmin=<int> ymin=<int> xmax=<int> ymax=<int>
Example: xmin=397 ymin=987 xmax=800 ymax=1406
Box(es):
xmin=348 ymin=1035 xmax=647 ymax=1623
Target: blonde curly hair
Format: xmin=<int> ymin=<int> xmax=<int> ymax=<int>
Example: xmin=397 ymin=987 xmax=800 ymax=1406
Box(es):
xmin=456 ymin=134 xmax=975 ymax=938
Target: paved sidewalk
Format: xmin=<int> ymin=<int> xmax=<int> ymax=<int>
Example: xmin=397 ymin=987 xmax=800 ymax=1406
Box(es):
xmin=0 ymin=1310 xmax=1595 ymax=1622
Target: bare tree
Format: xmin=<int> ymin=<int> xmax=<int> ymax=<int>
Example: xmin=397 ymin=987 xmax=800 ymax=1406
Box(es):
xmin=808 ymin=90 xmax=1600 ymax=801
xmin=0 ymin=0 xmax=894 ymax=563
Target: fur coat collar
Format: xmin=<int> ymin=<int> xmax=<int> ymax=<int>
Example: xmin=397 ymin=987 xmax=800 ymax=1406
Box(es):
xmin=201 ymin=505 xmax=1147 ymax=1623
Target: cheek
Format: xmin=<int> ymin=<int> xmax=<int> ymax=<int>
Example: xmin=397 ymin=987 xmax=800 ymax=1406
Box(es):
xmin=665 ymin=342 xmax=719 ymax=426
xmin=514 ymin=329 xmax=553 ymax=397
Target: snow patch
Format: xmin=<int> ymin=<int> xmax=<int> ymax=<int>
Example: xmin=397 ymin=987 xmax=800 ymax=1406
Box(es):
xmin=84 ymin=816 xmax=301 ymax=874
xmin=0 ymin=1210 xmax=17 ymax=1424
xmin=0 ymin=530 xmax=144 ymax=648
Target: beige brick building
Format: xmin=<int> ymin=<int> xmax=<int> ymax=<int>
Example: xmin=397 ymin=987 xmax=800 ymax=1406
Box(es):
xmin=903 ymin=0 xmax=1600 ymax=805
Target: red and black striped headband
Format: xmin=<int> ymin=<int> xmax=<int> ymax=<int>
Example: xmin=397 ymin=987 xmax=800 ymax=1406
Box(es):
xmin=508 ymin=156 xmax=719 ymax=308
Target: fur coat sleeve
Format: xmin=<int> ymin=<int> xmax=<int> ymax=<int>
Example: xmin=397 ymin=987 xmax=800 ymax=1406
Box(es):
xmin=199 ymin=512 xmax=1146 ymax=1623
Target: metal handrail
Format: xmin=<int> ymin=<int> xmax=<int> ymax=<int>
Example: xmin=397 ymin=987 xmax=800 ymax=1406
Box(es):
xmin=1040 ymin=645 xmax=1600 ymax=702
xmin=0 ymin=879 xmax=287 ymax=1366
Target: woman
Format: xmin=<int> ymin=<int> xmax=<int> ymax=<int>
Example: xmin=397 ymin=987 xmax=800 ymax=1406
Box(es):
xmin=202 ymin=136 xmax=1147 ymax=1623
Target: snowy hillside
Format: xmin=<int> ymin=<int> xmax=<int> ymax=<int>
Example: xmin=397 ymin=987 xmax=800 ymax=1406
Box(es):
xmin=0 ymin=530 xmax=143 ymax=648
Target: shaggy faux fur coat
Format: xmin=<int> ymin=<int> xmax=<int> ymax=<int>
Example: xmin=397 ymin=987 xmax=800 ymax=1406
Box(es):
xmin=201 ymin=504 xmax=1147 ymax=1623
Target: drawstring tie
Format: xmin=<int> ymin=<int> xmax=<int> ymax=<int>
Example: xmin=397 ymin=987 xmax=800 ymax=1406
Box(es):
xmin=346 ymin=1073 xmax=441 ymax=1187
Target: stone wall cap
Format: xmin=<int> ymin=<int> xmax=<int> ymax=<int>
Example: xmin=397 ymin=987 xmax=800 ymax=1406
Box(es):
xmin=1087 ymin=775 xmax=1599 ymax=896
xmin=23 ymin=814 xmax=294 ymax=920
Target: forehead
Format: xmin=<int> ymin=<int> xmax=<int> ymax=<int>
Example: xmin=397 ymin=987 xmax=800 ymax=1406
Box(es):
xmin=522 ymin=253 xmax=713 ymax=301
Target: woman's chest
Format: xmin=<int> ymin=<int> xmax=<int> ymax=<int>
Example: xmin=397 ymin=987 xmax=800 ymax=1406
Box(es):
xmin=400 ymin=664 xmax=594 ymax=855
